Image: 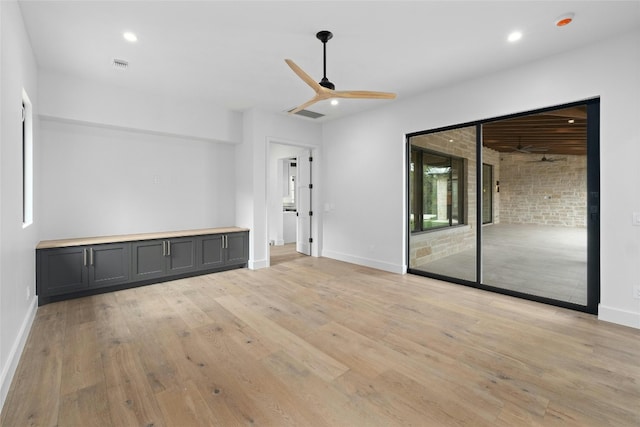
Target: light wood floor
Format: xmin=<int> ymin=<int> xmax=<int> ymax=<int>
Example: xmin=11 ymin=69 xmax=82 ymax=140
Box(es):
xmin=269 ymin=243 xmax=307 ymax=266
xmin=2 ymin=247 xmax=639 ymax=426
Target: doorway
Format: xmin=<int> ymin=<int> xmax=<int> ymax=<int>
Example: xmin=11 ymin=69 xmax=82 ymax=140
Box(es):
xmin=267 ymin=142 xmax=315 ymax=266
xmin=407 ymin=99 xmax=599 ymax=313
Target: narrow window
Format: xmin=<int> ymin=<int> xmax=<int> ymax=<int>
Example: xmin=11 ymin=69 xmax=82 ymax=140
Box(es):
xmin=22 ymin=91 xmax=33 ymax=227
xmin=482 ymin=163 xmax=493 ymax=224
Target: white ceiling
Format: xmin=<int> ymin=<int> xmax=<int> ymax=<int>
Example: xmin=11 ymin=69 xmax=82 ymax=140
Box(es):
xmin=18 ymin=0 xmax=640 ymax=121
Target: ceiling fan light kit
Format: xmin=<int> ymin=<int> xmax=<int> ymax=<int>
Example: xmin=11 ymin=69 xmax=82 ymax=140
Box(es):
xmin=286 ymin=30 xmax=397 ymax=114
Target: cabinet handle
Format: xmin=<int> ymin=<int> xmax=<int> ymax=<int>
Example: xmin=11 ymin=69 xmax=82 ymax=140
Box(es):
xmin=162 ymin=241 xmax=166 ymax=256
xmin=167 ymin=241 xmax=171 ymax=256
xmin=83 ymin=248 xmax=87 ymax=266
xmin=89 ymin=248 xmax=94 ymax=266
xmin=224 ymin=235 xmax=228 ymax=249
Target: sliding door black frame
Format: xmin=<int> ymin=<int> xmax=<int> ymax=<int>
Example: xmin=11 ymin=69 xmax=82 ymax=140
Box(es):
xmin=586 ymin=100 xmax=600 ymax=314
xmin=406 ymin=98 xmax=600 ymax=315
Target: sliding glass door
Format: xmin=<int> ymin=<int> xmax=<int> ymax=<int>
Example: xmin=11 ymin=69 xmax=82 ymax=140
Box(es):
xmin=407 ymin=100 xmax=599 ymax=313
xmin=481 ymin=105 xmax=589 ymax=305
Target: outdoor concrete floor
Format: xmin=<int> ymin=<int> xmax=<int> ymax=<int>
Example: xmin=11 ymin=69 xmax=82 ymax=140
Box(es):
xmin=413 ymin=223 xmax=587 ymax=305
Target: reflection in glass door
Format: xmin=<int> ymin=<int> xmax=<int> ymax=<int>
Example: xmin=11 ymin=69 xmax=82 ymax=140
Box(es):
xmin=408 ymin=126 xmax=477 ymax=283
xmin=482 ymin=164 xmax=493 ymax=224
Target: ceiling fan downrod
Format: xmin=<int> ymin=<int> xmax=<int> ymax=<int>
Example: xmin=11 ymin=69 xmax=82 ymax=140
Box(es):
xmin=316 ymin=30 xmax=335 ymax=90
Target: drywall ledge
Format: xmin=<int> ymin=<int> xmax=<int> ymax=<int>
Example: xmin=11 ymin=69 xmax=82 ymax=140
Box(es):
xmin=39 ymin=115 xmax=233 ymax=145
xmin=38 ymin=69 xmax=243 ymax=144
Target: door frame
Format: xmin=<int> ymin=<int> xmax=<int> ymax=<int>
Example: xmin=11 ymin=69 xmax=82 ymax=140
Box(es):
xmin=265 ymin=138 xmax=320 ymax=266
xmin=406 ymin=98 xmax=600 ymax=314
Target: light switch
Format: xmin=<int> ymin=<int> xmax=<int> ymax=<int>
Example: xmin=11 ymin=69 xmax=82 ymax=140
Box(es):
xmin=633 ymin=212 xmax=640 ymax=226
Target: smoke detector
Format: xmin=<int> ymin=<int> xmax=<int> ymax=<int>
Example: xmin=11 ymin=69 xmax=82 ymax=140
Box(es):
xmin=555 ymin=13 xmax=574 ymax=27
xmin=112 ymin=58 xmax=129 ymax=70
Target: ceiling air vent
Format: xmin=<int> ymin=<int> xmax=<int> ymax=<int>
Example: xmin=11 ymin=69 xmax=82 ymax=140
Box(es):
xmin=287 ymin=108 xmax=324 ymax=119
xmin=112 ymin=58 xmax=129 ymax=70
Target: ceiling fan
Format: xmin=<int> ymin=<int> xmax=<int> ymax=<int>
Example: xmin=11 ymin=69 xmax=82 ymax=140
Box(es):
xmin=285 ymin=31 xmax=397 ymax=114
xmin=513 ymin=142 xmax=548 ymax=153
xmin=528 ymin=155 xmax=566 ymax=163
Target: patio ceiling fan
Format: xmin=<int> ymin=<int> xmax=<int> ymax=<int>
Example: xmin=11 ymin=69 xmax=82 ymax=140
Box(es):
xmin=528 ymin=155 xmax=566 ymax=163
xmin=285 ymin=31 xmax=397 ymax=114
xmin=513 ymin=142 xmax=548 ymax=153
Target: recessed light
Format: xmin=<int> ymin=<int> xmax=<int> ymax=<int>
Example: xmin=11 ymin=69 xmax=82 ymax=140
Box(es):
xmin=508 ymin=31 xmax=523 ymax=43
xmin=555 ymin=13 xmax=574 ymax=27
xmin=330 ymin=99 xmax=339 ymax=106
xmin=568 ymin=119 xmax=575 ymax=124
xmin=123 ymin=31 xmax=138 ymax=42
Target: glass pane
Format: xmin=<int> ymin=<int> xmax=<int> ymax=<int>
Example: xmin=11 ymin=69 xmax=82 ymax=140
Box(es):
xmin=481 ymin=105 xmax=588 ymax=305
xmin=408 ymin=126 xmax=476 ymax=282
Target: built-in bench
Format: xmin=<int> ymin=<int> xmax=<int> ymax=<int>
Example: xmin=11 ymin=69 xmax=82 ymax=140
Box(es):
xmin=36 ymin=227 xmax=249 ymax=305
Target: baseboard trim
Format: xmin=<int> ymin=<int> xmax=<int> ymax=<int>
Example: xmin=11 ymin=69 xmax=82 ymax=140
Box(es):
xmin=598 ymin=304 xmax=640 ymax=329
xmin=322 ymin=250 xmax=404 ymax=274
xmin=249 ymin=258 xmax=268 ymax=270
xmin=1 ymin=297 xmax=37 ymax=413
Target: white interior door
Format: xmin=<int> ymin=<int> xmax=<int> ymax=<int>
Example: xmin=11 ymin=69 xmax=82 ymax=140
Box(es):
xmin=296 ymin=149 xmax=311 ymax=255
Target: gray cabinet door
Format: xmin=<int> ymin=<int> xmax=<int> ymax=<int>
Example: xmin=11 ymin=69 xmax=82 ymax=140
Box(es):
xmin=131 ymin=240 xmax=166 ymax=281
xmin=88 ymin=243 xmax=130 ymax=288
xmin=166 ymin=237 xmax=196 ymax=274
xmin=39 ymin=246 xmax=89 ymax=296
xmin=197 ymin=234 xmax=225 ymax=269
xmin=132 ymin=238 xmax=196 ymax=279
xmin=226 ymin=232 xmax=249 ymax=265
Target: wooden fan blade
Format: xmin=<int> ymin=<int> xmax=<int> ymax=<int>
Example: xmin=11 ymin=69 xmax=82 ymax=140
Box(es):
xmin=285 ymin=59 xmax=322 ymax=92
xmin=332 ymin=90 xmax=397 ymax=100
xmin=288 ymin=96 xmax=322 ymax=114
xmin=285 ymin=58 xmax=395 ymax=113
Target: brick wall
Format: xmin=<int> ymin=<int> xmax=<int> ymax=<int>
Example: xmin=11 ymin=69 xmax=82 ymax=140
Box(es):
xmin=499 ymin=153 xmax=587 ymax=227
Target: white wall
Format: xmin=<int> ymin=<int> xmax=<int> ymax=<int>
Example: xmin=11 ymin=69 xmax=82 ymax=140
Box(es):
xmin=322 ymin=29 xmax=640 ymax=328
xmin=36 ymin=68 xmax=242 ymax=240
xmin=0 ymin=0 xmax=39 ymax=409
xmin=322 ymin=107 xmax=407 ymax=273
xmin=235 ymin=109 xmax=322 ymax=269
xmin=39 ymin=118 xmax=237 ymax=239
